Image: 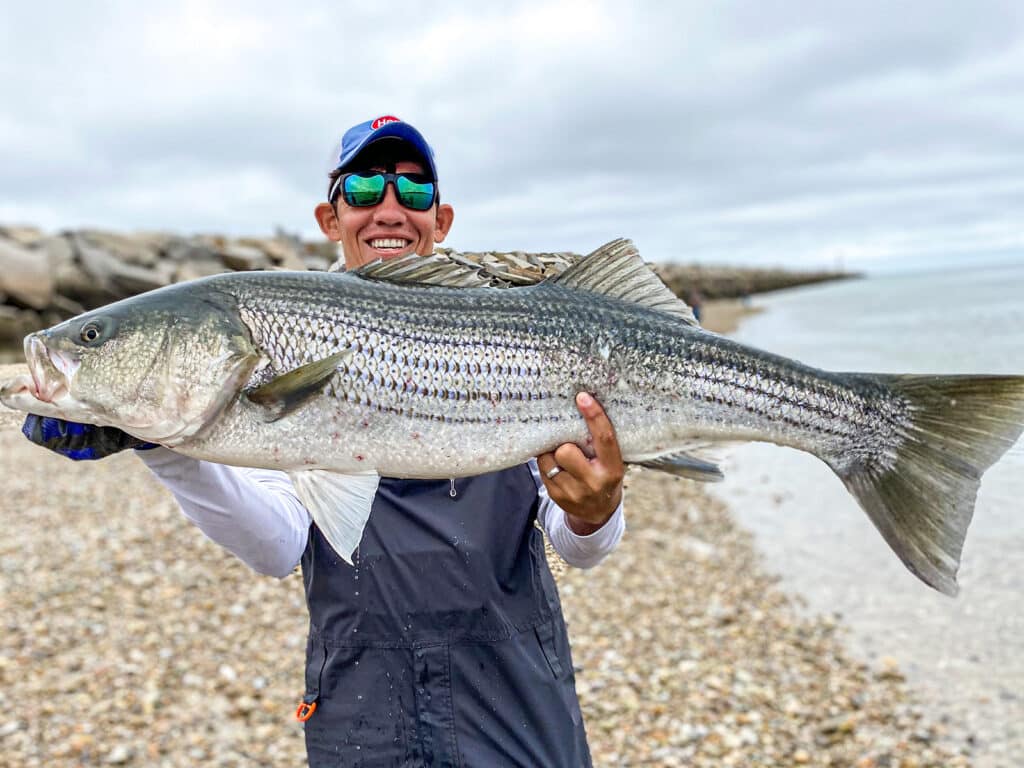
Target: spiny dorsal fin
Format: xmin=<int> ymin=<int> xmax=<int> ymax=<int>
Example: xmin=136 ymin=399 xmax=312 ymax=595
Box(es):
xmin=548 ymin=239 xmax=699 ymax=326
xmin=350 ymin=254 xmax=510 ymax=288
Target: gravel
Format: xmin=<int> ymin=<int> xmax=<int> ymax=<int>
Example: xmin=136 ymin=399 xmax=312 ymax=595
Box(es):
xmin=556 ymin=471 xmax=971 ymax=767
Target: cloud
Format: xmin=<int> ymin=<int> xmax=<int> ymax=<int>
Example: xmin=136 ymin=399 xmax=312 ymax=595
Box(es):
xmin=1 ymin=0 xmax=1022 ymax=271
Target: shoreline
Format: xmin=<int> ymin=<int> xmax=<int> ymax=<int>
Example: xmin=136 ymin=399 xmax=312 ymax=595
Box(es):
xmin=699 ymin=297 xmax=762 ymax=335
xmin=0 ymin=306 xmax=970 ymax=766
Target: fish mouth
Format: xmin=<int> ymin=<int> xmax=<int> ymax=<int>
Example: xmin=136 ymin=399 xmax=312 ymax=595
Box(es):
xmin=0 ymin=336 xmax=89 ymax=422
xmin=24 ymin=334 xmax=79 ymax=404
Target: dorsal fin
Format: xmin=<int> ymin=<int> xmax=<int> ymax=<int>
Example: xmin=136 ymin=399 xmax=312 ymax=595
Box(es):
xmin=348 ymin=241 xmax=700 ymax=326
xmin=350 ymin=254 xmax=510 ymax=288
xmin=548 ymin=239 xmax=699 ymax=326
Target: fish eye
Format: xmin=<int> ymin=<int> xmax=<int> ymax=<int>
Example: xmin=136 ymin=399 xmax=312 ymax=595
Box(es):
xmin=78 ymin=318 xmax=113 ymax=346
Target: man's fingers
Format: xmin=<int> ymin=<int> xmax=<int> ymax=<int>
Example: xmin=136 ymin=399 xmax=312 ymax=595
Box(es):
xmin=554 ymin=443 xmax=610 ymax=503
xmin=537 ymin=452 xmax=561 ymax=480
xmin=540 ymin=446 xmax=586 ymax=499
xmin=536 ymin=395 xmax=626 ymax=525
xmin=553 ymin=443 xmax=592 ymax=480
xmin=538 ymin=451 xmax=572 ymax=487
xmin=575 ymin=392 xmax=623 ymax=466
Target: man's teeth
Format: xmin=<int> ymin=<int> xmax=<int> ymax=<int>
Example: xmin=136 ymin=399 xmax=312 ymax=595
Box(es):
xmin=370 ymin=238 xmax=410 ymax=249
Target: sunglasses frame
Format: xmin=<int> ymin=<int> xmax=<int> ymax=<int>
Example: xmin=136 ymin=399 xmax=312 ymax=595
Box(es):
xmin=329 ymin=171 xmax=438 ymax=211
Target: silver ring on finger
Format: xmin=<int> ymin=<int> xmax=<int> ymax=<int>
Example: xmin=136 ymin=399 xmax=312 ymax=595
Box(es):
xmin=546 ymin=465 xmax=563 ymax=479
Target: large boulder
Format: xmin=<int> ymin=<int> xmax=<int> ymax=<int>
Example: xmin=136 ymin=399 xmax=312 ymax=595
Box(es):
xmin=246 ymin=237 xmax=306 ymax=270
xmin=162 ymin=237 xmax=220 ymax=264
xmin=77 ymin=229 xmax=161 ymax=268
xmin=0 ymin=237 xmax=54 ymax=309
xmin=37 ymin=234 xmax=75 ymax=268
xmin=220 ymin=242 xmax=271 ymax=271
xmin=0 ymin=305 xmax=40 ymax=345
xmin=173 ymin=259 xmax=229 ymax=282
xmin=74 ymin=236 xmax=173 ymax=298
xmin=0 ymin=225 xmax=44 ymax=247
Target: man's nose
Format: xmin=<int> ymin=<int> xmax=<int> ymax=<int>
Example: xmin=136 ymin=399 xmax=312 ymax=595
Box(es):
xmin=372 ymin=185 xmax=406 ymax=225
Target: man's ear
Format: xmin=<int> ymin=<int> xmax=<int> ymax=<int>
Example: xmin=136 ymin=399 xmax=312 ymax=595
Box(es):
xmin=315 ymin=202 xmax=342 ymax=241
xmin=434 ymin=203 xmax=455 ymax=243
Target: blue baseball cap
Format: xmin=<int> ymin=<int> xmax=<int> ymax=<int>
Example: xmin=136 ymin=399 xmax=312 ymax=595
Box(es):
xmin=332 ymin=115 xmax=438 ymax=180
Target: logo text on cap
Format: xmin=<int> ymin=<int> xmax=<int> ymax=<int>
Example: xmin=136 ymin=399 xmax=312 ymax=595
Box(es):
xmin=371 ymin=116 xmax=401 ymax=130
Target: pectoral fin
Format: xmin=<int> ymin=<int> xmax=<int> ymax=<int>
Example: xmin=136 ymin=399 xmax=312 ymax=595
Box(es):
xmin=244 ymin=349 xmax=351 ymax=421
xmin=289 ymin=469 xmax=381 ymax=564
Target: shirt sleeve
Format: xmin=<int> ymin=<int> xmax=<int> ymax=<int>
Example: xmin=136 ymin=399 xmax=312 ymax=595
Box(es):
xmin=530 ymin=458 xmax=625 ymax=570
xmin=137 ymin=447 xmax=311 ymax=578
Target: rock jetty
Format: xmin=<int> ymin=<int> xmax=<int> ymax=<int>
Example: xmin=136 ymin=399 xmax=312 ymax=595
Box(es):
xmin=0 ymin=226 xmax=335 ymax=347
xmin=0 ymin=225 xmax=852 ymax=348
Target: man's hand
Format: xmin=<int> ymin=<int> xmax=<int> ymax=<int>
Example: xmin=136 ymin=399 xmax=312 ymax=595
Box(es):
xmin=22 ymin=415 xmax=157 ymax=460
xmin=538 ymin=392 xmax=624 ymax=535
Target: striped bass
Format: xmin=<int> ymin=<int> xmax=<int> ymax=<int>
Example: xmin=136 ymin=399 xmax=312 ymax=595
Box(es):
xmin=3 ymin=240 xmax=1023 ymax=594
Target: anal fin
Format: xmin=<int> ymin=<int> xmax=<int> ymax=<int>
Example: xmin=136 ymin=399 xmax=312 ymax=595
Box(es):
xmin=632 ymin=451 xmax=725 ymax=482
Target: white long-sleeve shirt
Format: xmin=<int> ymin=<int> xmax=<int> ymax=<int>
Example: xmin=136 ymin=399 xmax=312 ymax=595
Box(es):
xmin=139 ymin=448 xmax=624 ymax=578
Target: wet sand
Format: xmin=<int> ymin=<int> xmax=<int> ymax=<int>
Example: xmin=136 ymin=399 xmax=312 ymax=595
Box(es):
xmin=698 ymin=298 xmax=761 ymax=335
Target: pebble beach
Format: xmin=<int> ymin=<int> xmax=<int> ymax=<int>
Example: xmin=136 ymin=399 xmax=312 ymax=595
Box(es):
xmin=0 ymin=303 xmax=973 ymax=767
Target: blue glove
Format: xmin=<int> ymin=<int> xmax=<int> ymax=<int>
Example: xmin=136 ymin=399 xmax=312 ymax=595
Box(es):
xmin=22 ymin=415 xmax=157 ymax=461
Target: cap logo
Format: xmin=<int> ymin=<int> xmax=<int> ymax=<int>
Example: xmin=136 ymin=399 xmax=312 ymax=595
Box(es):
xmin=371 ymin=115 xmax=401 ymax=130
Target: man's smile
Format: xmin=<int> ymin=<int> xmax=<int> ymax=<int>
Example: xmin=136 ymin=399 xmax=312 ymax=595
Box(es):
xmin=368 ymin=237 xmax=413 ymax=252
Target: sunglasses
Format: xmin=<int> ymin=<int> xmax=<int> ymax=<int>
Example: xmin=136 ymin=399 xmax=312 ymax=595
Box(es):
xmin=329 ymin=171 xmax=437 ymax=211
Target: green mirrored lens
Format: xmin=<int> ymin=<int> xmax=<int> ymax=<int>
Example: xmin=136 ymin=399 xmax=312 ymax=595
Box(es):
xmin=340 ymin=173 xmax=435 ymax=210
xmin=396 ymin=176 xmax=436 ymax=211
xmin=343 ymin=174 xmax=386 ymax=207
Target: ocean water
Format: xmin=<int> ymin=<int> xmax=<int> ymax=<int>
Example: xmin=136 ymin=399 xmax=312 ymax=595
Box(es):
xmin=709 ymin=264 xmax=1024 ymax=766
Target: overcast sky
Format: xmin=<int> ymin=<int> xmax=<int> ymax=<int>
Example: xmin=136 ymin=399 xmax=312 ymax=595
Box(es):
xmin=1 ymin=1 xmax=1022 ymax=272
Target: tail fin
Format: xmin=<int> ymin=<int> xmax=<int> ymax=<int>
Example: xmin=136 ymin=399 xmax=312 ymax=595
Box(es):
xmin=836 ymin=374 xmax=1024 ymax=596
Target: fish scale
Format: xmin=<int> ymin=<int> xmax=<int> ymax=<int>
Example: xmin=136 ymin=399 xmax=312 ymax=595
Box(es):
xmin=237 ymin=279 xmax=572 ymax=427
xmin=183 ymin=270 xmax=906 ymax=480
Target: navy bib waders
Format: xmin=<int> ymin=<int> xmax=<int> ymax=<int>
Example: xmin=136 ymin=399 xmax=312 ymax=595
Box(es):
xmin=299 ymin=466 xmax=592 ymax=767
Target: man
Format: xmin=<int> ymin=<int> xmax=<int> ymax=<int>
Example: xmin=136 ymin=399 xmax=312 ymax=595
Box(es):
xmin=25 ymin=116 xmax=626 ymax=767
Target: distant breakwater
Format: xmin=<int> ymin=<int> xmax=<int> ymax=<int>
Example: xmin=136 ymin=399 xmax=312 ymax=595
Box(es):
xmin=0 ymin=224 xmax=853 ymax=346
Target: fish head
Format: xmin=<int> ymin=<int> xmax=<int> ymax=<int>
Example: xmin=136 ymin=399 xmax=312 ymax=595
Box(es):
xmin=5 ymin=286 xmax=259 ymax=446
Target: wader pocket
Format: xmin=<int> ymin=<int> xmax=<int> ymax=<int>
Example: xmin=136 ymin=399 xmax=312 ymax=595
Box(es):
xmin=534 ymin=619 xmax=565 ymax=678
